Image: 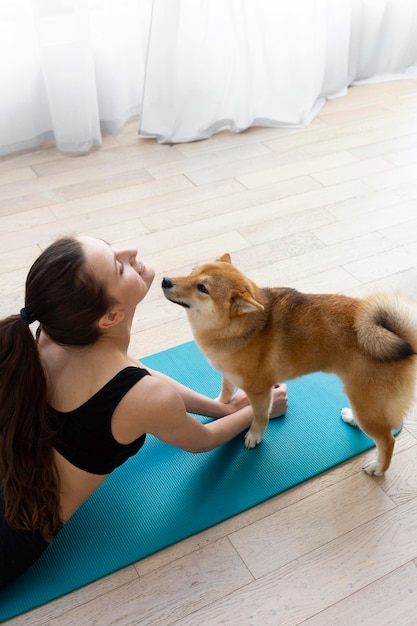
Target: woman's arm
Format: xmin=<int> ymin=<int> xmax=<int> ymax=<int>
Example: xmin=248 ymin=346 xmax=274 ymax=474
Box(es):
xmin=133 ymin=355 xmax=234 ymax=417
xmin=132 ymin=355 xmax=287 ymax=418
xmin=139 ymin=364 xmax=244 ymax=417
xmin=116 ymin=373 xmax=288 ymax=453
xmin=132 ymin=376 xmax=253 ymax=452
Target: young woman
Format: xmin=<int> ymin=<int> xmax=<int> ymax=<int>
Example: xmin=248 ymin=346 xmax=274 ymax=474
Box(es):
xmin=0 ymin=236 xmax=288 ymax=588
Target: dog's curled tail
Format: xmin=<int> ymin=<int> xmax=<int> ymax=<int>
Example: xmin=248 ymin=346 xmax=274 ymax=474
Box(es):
xmin=356 ymin=293 xmax=417 ymax=361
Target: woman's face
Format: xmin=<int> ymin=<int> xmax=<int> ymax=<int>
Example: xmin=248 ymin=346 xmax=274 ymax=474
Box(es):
xmin=79 ymin=236 xmax=155 ymax=313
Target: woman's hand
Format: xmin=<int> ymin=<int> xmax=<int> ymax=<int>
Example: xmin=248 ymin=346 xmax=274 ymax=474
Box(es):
xmin=221 ymin=384 xmax=288 ymax=418
xmin=225 ymin=389 xmax=250 ymax=413
xmin=269 ymin=383 xmax=288 ymax=418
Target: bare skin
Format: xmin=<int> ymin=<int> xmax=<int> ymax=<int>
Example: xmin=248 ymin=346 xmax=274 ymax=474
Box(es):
xmin=38 ymin=237 xmax=288 ymax=523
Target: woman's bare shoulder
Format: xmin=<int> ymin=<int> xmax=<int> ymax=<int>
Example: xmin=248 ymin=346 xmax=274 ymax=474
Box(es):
xmin=111 ymin=372 xmax=182 ymax=444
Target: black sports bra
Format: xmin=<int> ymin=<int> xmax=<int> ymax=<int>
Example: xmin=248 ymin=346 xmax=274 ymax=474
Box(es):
xmin=52 ymin=367 xmax=150 ymax=475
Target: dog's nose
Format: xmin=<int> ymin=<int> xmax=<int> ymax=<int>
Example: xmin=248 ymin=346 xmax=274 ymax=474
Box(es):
xmin=162 ymin=277 xmax=173 ymax=289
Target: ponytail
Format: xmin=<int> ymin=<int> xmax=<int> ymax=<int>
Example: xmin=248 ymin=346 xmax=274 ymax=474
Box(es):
xmin=0 ymin=315 xmax=61 ymax=542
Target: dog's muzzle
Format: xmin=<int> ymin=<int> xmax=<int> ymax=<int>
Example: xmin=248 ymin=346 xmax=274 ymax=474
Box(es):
xmin=161 ymin=277 xmax=190 ymax=308
xmin=162 ymin=277 xmax=174 ymax=290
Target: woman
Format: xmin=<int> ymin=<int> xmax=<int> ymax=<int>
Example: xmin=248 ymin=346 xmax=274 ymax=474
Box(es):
xmin=0 ymin=236 xmax=287 ymax=587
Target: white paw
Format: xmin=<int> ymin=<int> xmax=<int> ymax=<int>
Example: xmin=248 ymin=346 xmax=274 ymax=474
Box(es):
xmin=244 ymin=430 xmax=262 ymax=449
xmin=341 ymin=407 xmax=357 ymax=427
xmin=362 ymin=458 xmax=384 ymax=477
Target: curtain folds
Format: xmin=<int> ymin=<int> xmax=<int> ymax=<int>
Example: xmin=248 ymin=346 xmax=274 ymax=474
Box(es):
xmin=1 ymin=0 xmax=417 ymax=156
xmin=0 ymin=0 xmax=152 ymax=156
xmin=140 ymin=0 xmax=417 ymax=143
xmin=140 ymin=0 xmax=351 ymax=143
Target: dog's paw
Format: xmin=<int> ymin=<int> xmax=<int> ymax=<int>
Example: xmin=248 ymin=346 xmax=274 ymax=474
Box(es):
xmin=341 ymin=407 xmax=357 ymax=427
xmin=244 ymin=430 xmax=262 ymax=449
xmin=362 ymin=458 xmax=384 ymax=477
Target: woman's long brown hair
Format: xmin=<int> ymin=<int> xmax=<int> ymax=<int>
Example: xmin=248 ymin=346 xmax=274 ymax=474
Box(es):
xmin=0 ymin=237 xmax=115 ymax=542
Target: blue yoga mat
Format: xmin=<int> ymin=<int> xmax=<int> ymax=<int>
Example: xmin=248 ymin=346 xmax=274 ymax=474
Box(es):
xmin=0 ymin=340 xmax=379 ymax=622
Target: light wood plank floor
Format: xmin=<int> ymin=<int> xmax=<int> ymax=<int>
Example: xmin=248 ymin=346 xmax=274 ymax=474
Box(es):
xmin=2 ymin=79 xmax=417 ymax=625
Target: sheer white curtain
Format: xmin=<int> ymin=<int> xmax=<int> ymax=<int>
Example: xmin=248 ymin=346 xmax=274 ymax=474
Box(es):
xmin=1 ymin=0 xmax=417 ymax=156
xmin=140 ymin=0 xmax=417 ymax=143
xmin=349 ymin=0 xmax=417 ymax=84
xmin=140 ymin=0 xmax=352 ymax=143
xmin=0 ymin=0 xmax=152 ymax=156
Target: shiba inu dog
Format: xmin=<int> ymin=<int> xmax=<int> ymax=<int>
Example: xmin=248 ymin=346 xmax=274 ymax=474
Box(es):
xmin=162 ymin=254 xmax=417 ymax=475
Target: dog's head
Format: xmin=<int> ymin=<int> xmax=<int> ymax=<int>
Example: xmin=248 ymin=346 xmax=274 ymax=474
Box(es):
xmin=161 ymin=254 xmax=264 ymax=332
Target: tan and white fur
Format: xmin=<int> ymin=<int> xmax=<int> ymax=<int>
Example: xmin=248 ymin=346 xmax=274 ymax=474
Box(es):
xmin=162 ymin=254 xmax=417 ymax=476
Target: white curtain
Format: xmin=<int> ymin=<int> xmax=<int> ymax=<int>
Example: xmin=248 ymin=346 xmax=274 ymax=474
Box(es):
xmin=0 ymin=0 xmax=152 ymax=155
xmin=1 ymin=0 xmax=417 ymax=156
xmin=140 ymin=0 xmax=417 ymax=143
xmin=140 ymin=0 xmax=351 ymax=143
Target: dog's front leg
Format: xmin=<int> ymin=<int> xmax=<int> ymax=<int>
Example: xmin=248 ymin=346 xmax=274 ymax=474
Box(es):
xmin=218 ymin=375 xmax=236 ymax=404
xmin=244 ymin=389 xmax=273 ymax=449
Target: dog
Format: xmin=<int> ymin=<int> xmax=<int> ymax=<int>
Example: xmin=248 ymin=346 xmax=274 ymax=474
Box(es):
xmin=162 ymin=253 xmax=417 ymax=476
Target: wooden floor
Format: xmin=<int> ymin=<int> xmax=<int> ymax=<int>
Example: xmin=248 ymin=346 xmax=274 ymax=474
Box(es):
xmin=2 ymin=79 xmax=417 ymax=625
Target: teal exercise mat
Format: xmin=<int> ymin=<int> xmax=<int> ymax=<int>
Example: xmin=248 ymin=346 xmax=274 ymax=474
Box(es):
xmin=0 ymin=340 xmax=380 ymax=622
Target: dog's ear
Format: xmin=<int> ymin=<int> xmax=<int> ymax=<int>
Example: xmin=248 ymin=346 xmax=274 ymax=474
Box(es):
xmin=230 ymin=291 xmax=264 ymax=315
xmin=216 ymin=253 xmax=231 ymax=264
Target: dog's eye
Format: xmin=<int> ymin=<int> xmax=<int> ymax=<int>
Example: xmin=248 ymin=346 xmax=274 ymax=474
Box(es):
xmin=197 ymin=283 xmax=209 ymax=294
